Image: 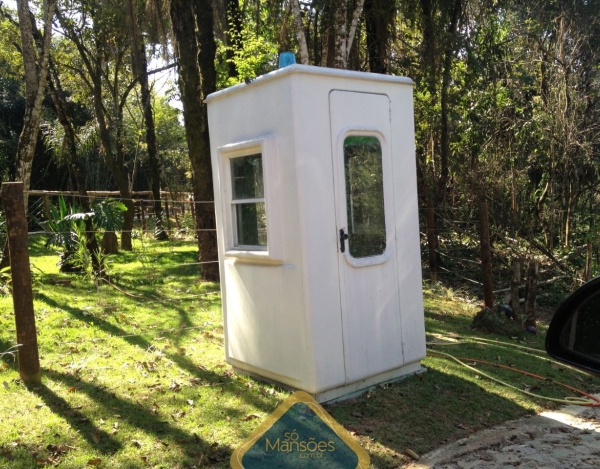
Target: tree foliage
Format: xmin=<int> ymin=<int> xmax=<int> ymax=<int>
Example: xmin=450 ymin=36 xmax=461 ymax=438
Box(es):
xmin=0 ymin=0 xmax=599 ymax=280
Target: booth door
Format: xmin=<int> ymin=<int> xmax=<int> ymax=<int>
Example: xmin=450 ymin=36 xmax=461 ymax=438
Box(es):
xmin=329 ymin=90 xmax=404 ymax=383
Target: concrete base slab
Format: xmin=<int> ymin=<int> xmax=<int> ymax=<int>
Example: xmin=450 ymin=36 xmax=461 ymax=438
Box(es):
xmin=233 ymin=361 xmax=425 ymax=403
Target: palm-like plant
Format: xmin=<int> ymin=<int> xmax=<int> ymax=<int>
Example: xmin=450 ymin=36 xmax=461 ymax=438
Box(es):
xmin=41 ymin=196 xmax=127 ymax=273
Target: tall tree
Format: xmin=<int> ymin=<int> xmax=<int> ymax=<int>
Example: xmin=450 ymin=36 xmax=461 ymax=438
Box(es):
xmin=364 ymin=0 xmax=395 ymax=74
xmin=56 ymin=2 xmax=137 ymax=251
xmin=170 ymin=0 xmax=219 ymax=281
xmin=13 ymin=0 xmax=56 ymax=201
xmin=291 ymin=0 xmax=365 ymax=68
xmin=0 ymin=0 xmax=55 ymax=269
xmin=16 ymin=8 xmax=104 ymax=273
xmin=124 ymin=0 xmax=168 ymax=240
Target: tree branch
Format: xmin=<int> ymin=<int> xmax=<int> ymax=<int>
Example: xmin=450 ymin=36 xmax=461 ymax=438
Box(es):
xmin=347 ymin=0 xmax=366 ymax=61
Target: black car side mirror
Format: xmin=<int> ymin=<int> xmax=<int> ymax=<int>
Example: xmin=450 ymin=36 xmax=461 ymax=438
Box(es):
xmin=546 ymin=276 xmax=600 ymax=375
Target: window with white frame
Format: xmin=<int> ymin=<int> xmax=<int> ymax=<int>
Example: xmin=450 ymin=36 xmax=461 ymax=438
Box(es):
xmin=218 ymin=135 xmax=282 ymax=262
xmin=230 ymin=153 xmax=267 ymax=248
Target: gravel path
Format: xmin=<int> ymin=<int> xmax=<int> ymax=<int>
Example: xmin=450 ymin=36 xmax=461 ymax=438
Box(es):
xmin=406 ymin=397 xmax=600 ymax=469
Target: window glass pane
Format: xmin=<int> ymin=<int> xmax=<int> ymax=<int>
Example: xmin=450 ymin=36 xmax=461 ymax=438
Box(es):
xmin=235 ymin=202 xmax=267 ymax=246
xmin=344 ymin=136 xmax=386 ymax=258
xmin=231 ymin=154 xmax=264 ymax=200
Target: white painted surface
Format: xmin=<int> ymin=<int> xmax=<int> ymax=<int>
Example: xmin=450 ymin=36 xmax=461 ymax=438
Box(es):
xmin=206 ymin=65 xmax=425 ymax=398
xmin=329 ymin=91 xmax=404 ymax=383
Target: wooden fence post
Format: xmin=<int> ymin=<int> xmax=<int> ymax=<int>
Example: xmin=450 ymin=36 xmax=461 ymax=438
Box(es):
xmin=1 ymin=182 xmax=41 ymax=385
xmin=479 ymin=200 xmax=494 ymax=308
xmin=190 ymin=196 xmax=196 ymax=225
xmin=510 ymin=261 xmax=520 ymax=317
xmin=426 ymin=198 xmax=438 ymax=282
xmin=525 ymin=259 xmax=538 ymax=329
xmin=140 ymin=199 xmax=147 ymax=233
xmin=164 ymin=197 xmax=172 ymax=232
xmin=584 ymin=242 xmax=592 ymax=282
xmin=42 ymin=194 xmax=50 ymax=219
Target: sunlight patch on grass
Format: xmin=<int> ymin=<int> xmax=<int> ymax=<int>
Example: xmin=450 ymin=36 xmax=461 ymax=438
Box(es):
xmin=1 ymin=242 xmax=598 ymax=468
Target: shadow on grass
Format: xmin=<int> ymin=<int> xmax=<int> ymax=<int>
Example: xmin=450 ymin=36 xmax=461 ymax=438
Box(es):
xmin=325 ymin=368 xmax=533 ymax=469
xmin=34 ymin=292 xmax=275 ymax=416
xmin=0 ymin=335 xmax=274 ymax=467
xmin=38 ymin=368 xmax=222 ymax=453
xmin=33 ymin=377 xmax=123 ymax=455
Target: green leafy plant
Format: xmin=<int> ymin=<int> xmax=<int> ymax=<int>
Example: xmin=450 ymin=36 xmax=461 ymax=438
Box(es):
xmin=41 ymin=196 xmax=85 ymax=272
xmin=40 ymin=196 xmax=126 ymax=274
xmin=0 ymin=266 xmax=11 ymax=295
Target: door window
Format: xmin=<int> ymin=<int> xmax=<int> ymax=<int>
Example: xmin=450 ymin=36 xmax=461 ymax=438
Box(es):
xmin=343 ymin=136 xmax=386 ymax=258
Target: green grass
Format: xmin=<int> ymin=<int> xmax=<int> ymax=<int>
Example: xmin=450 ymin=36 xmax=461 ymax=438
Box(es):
xmin=1 ymin=238 xmax=598 ymax=468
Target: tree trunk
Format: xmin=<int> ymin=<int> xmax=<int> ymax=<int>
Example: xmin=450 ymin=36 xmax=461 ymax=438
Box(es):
xmin=101 ymin=232 xmax=119 ymax=254
xmin=329 ymin=0 xmax=365 ymax=69
xmin=0 ymin=0 xmax=56 ymax=270
xmin=332 ymin=1 xmax=348 ymax=68
xmin=225 ymin=0 xmax=244 ymax=76
xmin=14 ymin=0 xmax=56 ymax=205
xmin=365 ymin=0 xmax=392 ymax=74
xmin=114 ymin=117 xmax=135 ymax=251
xmin=125 ymin=0 xmax=167 ymax=240
xmin=438 ymin=0 xmax=461 ymax=204
xmin=46 ymin=64 xmax=102 ymax=275
xmin=170 ymin=0 xmax=220 ymax=281
xmin=291 ymin=0 xmax=309 ymax=64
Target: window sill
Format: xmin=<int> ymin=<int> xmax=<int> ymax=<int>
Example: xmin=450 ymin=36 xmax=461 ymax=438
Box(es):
xmin=224 ymin=249 xmax=284 ymax=265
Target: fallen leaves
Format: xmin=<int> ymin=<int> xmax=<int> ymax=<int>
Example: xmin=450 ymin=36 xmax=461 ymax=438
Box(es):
xmin=46 ymin=443 xmax=76 ymax=455
xmin=148 ymin=383 xmax=165 ymax=393
xmin=524 ymin=384 xmax=542 ymax=392
xmin=87 ymin=458 xmax=102 ymax=466
xmin=33 ymin=444 xmax=77 ymax=466
xmin=242 ymin=413 xmax=260 ymax=421
xmin=136 ymin=361 xmax=158 ymax=372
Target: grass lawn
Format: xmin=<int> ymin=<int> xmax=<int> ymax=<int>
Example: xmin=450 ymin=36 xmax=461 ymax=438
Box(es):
xmin=1 ymin=235 xmax=598 ymax=468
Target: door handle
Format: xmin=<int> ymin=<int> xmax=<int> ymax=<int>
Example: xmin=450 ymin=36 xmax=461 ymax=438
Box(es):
xmin=339 ymin=228 xmax=349 ymax=253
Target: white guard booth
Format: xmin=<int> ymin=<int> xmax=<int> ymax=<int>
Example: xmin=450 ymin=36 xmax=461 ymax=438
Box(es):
xmin=206 ymin=64 xmax=426 ymax=402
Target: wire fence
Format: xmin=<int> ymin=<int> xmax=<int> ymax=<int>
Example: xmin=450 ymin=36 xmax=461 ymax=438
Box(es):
xmin=0 ymin=192 xmax=223 ymax=271
xmin=18 ymin=191 xmax=219 ymax=237
xmin=414 ymin=199 xmax=583 ymax=307
xmin=3 ymin=189 xmax=580 ymax=301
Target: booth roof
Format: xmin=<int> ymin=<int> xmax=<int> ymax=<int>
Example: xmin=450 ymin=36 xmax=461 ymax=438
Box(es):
xmin=204 ymin=64 xmax=414 ymax=104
